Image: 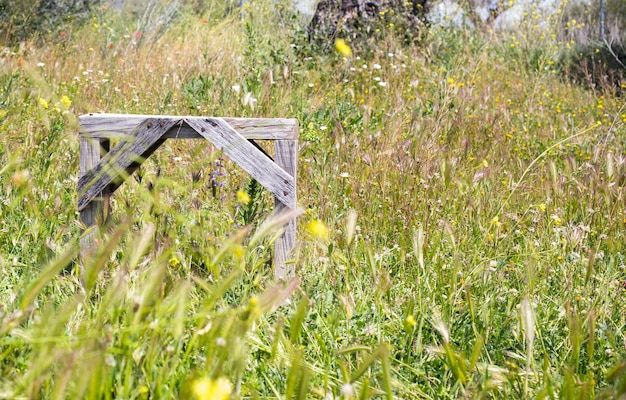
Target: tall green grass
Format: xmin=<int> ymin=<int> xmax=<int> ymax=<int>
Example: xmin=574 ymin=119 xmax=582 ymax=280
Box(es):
xmin=1 ymin=1 xmax=625 ymax=398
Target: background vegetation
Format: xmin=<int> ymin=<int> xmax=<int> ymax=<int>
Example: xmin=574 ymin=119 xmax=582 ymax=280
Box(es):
xmin=0 ymin=0 xmax=625 ymax=398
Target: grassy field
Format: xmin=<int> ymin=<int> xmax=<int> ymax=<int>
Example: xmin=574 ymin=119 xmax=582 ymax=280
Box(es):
xmin=1 ymin=1 xmax=625 ymax=398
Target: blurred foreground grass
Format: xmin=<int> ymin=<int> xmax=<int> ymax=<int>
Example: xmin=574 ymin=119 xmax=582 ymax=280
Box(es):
xmin=0 ymin=1 xmax=625 ymax=398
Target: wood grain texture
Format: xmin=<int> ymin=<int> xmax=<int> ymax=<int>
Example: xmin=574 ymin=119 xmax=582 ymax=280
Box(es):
xmin=78 ymin=117 xmax=179 ymax=210
xmin=79 ymin=114 xmax=299 ymax=280
xmin=79 ymin=114 xmax=298 ymax=140
xmin=79 ymin=136 xmax=110 ymax=275
xmin=273 ymin=139 xmax=298 ymax=280
xmin=185 ymin=117 xmax=295 ymax=208
xmin=79 ymin=136 xmax=109 ymax=226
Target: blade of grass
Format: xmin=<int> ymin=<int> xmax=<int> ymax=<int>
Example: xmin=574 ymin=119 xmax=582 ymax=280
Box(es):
xmin=20 ymin=246 xmax=78 ymax=311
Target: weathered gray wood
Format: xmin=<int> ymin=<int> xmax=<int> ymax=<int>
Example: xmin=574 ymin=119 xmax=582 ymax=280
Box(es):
xmin=79 ymin=136 xmax=109 ymax=268
xmin=273 ymin=139 xmax=298 ymax=280
xmin=185 ymin=117 xmax=295 ymax=208
xmin=78 ymin=114 xmax=299 ymax=280
xmin=79 ymin=137 xmax=109 ymax=225
xmin=79 ymin=114 xmax=298 ymax=140
xmin=78 ymin=118 xmax=179 ymax=211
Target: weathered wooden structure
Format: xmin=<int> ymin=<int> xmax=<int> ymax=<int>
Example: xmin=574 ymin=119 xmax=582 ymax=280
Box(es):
xmin=78 ymin=113 xmax=298 ymax=279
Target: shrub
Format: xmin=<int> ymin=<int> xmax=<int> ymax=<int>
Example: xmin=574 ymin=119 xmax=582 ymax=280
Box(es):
xmin=0 ymin=0 xmax=95 ymax=45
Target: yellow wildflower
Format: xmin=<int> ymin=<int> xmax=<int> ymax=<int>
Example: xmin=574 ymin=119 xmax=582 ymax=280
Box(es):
xmin=39 ymin=98 xmax=49 ymax=109
xmin=307 ymin=219 xmax=329 ymax=240
xmin=334 ymin=39 xmax=352 ymax=57
xmin=405 ymin=314 xmax=416 ymax=327
xmin=248 ymin=296 xmax=258 ymax=308
xmin=168 ymin=255 xmax=180 ymax=267
xmin=232 ymin=244 xmax=245 ymax=259
xmin=191 ymin=377 xmax=232 ymax=400
xmin=61 ymin=95 xmax=72 ymax=109
xmin=236 ymin=190 xmax=251 ymax=204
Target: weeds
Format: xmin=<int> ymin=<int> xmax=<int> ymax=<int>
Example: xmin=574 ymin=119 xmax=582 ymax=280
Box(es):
xmin=0 ymin=0 xmax=625 ymax=398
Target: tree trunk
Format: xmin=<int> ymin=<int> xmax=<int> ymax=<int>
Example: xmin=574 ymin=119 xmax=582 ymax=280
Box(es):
xmin=308 ymin=0 xmax=428 ymax=51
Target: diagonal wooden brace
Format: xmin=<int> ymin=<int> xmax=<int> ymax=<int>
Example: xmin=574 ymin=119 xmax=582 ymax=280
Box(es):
xmin=184 ymin=117 xmax=295 ymax=208
xmin=78 ymin=117 xmax=180 ymax=211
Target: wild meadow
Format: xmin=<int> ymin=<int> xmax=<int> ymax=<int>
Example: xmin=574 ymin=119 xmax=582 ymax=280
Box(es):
xmin=0 ymin=1 xmax=625 ymax=398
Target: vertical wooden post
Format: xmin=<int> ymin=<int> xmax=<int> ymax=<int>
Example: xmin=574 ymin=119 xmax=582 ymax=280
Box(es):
xmin=79 ymin=136 xmax=109 ymax=267
xmin=273 ymin=139 xmax=298 ymax=280
xmin=599 ymin=0 xmax=605 ymax=41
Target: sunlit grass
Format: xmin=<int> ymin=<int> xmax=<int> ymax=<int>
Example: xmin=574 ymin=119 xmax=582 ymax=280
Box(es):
xmin=1 ymin=0 xmax=625 ymax=398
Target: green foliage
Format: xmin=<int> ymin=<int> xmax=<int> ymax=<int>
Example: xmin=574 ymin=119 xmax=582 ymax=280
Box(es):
xmin=1 ymin=0 xmax=626 ymax=398
xmin=558 ymin=0 xmax=626 ymax=90
xmin=0 ymin=0 xmax=95 ymax=45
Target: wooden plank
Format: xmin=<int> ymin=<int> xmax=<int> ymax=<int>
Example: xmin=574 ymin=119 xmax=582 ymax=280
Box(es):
xmin=79 ymin=136 xmax=109 ymax=275
xmin=221 ymin=117 xmax=298 ymax=140
xmin=79 ymin=114 xmax=299 ymax=140
xmin=79 ymin=137 xmax=109 ymax=227
xmin=78 ymin=118 xmax=179 ymax=211
xmin=185 ymin=117 xmax=295 ymax=208
xmin=273 ymin=139 xmax=298 ymax=280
